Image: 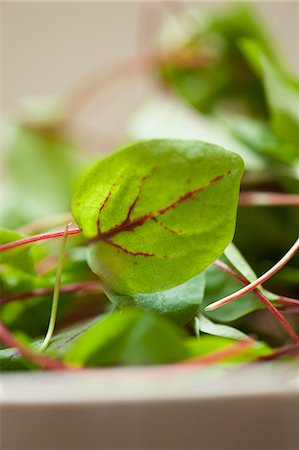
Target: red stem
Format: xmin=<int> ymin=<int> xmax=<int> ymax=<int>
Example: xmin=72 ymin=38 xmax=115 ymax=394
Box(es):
xmin=0 ymin=321 xmax=72 ymax=370
xmin=213 ymin=260 xmax=299 ymax=344
xmin=208 ymin=238 xmax=299 ymax=311
xmin=180 ymin=339 xmax=253 ymax=366
xmin=0 ymin=227 xmax=81 ymax=252
xmin=239 ymin=192 xmax=299 ymax=206
xmin=256 ymin=343 xmax=299 ymax=361
xmin=0 ymin=281 xmax=102 ymax=305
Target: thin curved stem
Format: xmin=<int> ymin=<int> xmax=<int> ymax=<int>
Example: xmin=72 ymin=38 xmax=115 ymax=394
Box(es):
xmin=207 ymin=237 xmax=299 ymax=312
xmin=18 ymin=212 xmax=73 ymax=234
xmin=256 ymin=343 xmax=299 ymax=361
xmin=0 ymin=281 xmax=102 ymax=305
xmin=212 ymin=260 xmax=299 ymax=344
xmin=239 ymin=192 xmax=299 ymax=206
xmin=180 ymin=339 xmax=253 ymax=366
xmin=0 ymin=227 xmax=81 ymax=252
xmin=40 ymin=224 xmax=69 ymax=351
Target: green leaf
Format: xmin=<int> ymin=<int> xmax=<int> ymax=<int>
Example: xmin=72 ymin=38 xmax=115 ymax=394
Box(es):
xmin=0 ymin=228 xmax=34 ymax=273
xmin=64 ymin=309 xmax=192 ymax=366
xmin=72 ymin=139 xmax=243 ymax=295
xmin=2 ymin=123 xmax=89 ymax=228
xmin=159 ymin=5 xmax=274 ymax=117
xmin=241 ymin=40 xmax=299 ymax=146
xmin=195 ymin=314 xmax=247 ymax=340
xmin=186 ymin=335 xmax=272 ymax=363
xmin=105 ymin=272 xmax=205 ymax=326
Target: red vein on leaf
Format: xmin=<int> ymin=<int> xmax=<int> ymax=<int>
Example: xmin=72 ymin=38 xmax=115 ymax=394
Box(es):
xmin=0 ymin=227 xmax=81 ymax=252
xmin=0 ymin=321 xmax=72 ymax=371
xmin=207 ymin=238 xmax=299 ymax=312
xmin=97 ymin=188 xmax=113 ymax=233
xmin=212 ymin=260 xmax=299 ymax=344
xmin=0 ymin=281 xmax=102 ymax=305
xmin=152 ymin=217 xmax=179 ymax=234
xmin=94 ymin=171 xmax=230 ymax=243
xmin=105 ymin=239 xmax=155 ymax=257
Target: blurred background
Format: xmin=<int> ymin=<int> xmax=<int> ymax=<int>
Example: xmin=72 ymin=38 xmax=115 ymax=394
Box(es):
xmin=2 ymin=1 xmax=299 ymax=146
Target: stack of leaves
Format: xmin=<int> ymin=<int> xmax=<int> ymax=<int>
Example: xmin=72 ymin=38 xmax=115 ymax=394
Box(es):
xmin=0 ymin=4 xmax=298 ymax=371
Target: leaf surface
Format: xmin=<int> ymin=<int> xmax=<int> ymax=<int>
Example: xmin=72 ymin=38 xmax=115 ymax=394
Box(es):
xmin=106 ymin=273 xmax=205 ymax=325
xmin=72 ymin=139 xmax=243 ymax=294
xmin=64 ymin=309 xmax=192 ymax=366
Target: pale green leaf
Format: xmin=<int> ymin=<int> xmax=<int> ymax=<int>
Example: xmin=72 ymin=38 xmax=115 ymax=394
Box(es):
xmin=72 ymin=139 xmax=243 ymax=295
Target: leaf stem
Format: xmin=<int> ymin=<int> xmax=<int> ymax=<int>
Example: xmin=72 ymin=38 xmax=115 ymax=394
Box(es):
xmin=207 ymin=237 xmax=299 ymax=312
xmin=239 ymin=192 xmax=299 ymax=206
xmin=212 ymin=260 xmax=299 ymax=344
xmin=18 ymin=212 xmax=73 ymax=234
xmin=0 ymin=227 xmax=81 ymax=252
xmin=0 ymin=281 xmax=102 ymax=305
xmin=39 ymin=224 xmax=70 ymax=351
xmin=256 ymin=343 xmax=299 ymax=361
xmin=0 ymin=321 xmax=71 ymax=370
xmin=180 ymin=339 xmax=253 ymax=366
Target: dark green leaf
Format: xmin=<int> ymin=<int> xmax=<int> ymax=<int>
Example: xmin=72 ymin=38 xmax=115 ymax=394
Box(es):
xmin=106 ymin=272 xmax=205 ymax=326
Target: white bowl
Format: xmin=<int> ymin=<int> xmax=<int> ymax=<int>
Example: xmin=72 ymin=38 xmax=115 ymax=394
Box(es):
xmin=1 ymin=364 xmax=298 ymax=449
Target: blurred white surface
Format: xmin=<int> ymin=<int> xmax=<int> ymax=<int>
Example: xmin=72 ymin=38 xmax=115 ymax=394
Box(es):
xmin=2 ymin=1 xmax=299 ymax=116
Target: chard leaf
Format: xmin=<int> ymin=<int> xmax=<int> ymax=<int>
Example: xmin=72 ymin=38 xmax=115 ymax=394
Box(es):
xmin=64 ymin=309 xmax=192 ymax=366
xmin=105 ymin=272 xmax=205 ymax=326
xmin=195 ymin=314 xmax=247 ymax=340
xmin=72 ymin=139 xmax=243 ymax=295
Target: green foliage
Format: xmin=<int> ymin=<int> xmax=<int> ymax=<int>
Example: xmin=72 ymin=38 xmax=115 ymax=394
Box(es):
xmin=240 ymin=40 xmax=299 ymax=146
xmin=1 ymin=5 xmax=298 ymax=372
xmin=64 ymin=309 xmax=192 ymax=366
xmin=106 ymin=272 xmax=205 ymax=326
xmin=160 ymin=5 xmax=273 ymax=116
xmin=2 ymin=123 xmax=87 ymax=228
xmin=73 ymin=139 xmax=243 ymax=294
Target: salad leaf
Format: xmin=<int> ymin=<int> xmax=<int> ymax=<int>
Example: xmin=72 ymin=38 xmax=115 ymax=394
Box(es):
xmin=64 ymin=309 xmax=192 ymax=366
xmin=240 ymin=40 xmax=299 ymax=146
xmin=2 ymin=123 xmax=87 ymax=228
xmin=106 ymin=272 xmax=205 ymax=326
xmin=195 ymin=314 xmax=247 ymax=340
xmin=72 ymin=139 xmax=243 ymax=294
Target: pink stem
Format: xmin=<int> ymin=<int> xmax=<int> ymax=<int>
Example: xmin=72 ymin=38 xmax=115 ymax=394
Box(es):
xmin=257 ymin=343 xmax=299 ymax=361
xmin=212 ymin=260 xmax=299 ymax=344
xmin=0 ymin=321 xmax=72 ymax=370
xmin=0 ymin=281 xmax=102 ymax=305
xmin=180 ymin=339 xmax=253 ymax=366
xmin=0 ymin=227 xmax=81 ymax=252
xmin=239 ymin=192 xmax=299 ymax=206
xmin=207 ymin=238 xmax=299 ymax=312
